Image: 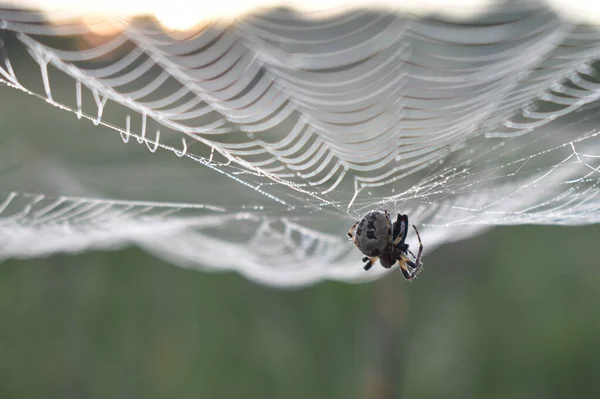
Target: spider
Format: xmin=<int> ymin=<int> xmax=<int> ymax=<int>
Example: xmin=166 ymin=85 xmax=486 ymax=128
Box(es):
xmin=347 ymin=210 xmax=424 ymax=280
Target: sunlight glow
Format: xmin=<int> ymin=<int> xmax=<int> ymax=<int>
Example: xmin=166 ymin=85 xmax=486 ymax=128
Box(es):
xmin=3 ymin=0 xmax=600 ymax=29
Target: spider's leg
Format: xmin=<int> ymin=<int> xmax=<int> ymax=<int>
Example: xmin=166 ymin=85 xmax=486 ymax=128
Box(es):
xmin=347 ymin=222 xmax=358 ymax=238
xmin=411 ymin=225 xmax=424 ymax=268
xmin=393 ymin=214 xmax=409 ymax=246
xmin=397 ymin=256 xmax=422 ymax=280
xmin=398 ymin=258 xmax=416 ymax=280
xmin=396 ymin=242 xmax=410 ymax=254
xmin=392 ymin=217 xmax=399 ymax=241
xmin=395 ymin=226 xmax=424 ymax=280
xmin=363 ymin=257 xmax=378 ymax=271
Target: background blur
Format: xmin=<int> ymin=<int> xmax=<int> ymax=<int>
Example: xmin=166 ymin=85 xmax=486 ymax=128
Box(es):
xmin=2 ymin=1 xmax=600 ymax=398
xmin=1 ymin=225 xmax=600 ymax=398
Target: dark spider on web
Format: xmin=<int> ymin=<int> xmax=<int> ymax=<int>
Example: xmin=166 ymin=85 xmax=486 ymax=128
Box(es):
xmin=347 ymin=210 xmax=424 ymax=280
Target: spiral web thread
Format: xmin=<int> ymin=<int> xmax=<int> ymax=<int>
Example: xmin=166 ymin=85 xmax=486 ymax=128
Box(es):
xmin=1 ymin=2 xmax=600 ymax=286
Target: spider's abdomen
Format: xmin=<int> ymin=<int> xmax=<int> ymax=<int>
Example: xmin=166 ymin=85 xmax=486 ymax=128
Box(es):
xmin=351 ymin=211 xmax=391 ymax=257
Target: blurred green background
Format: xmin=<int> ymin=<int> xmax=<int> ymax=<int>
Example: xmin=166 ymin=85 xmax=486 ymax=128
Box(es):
xmin=1 ymin=224 xmax=600 ymax=399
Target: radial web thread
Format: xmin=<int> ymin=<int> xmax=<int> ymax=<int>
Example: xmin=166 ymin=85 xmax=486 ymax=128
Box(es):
xmin=1 ymin=3 xmax=600 ymax=286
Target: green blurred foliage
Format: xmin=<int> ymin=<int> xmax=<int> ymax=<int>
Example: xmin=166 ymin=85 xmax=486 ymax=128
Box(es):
xmin=0 ymin=224 xmax=599 ymax=399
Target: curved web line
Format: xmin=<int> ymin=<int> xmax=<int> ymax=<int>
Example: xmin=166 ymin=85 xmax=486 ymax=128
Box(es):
xmin=1 ymin=4 xmax=600 ymax=286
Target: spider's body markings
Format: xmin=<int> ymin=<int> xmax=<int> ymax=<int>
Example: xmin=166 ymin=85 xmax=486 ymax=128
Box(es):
xmin=347 ymin=210 xmax=424 ymax=280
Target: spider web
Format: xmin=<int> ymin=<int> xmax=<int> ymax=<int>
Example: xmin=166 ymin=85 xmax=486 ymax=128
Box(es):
xmin=1 ymin=1 xmax=600 ymax=286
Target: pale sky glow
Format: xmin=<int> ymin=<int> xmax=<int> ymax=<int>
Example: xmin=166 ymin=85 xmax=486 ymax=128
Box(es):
xmin=3 ymin=0 xmax=600 ymax=29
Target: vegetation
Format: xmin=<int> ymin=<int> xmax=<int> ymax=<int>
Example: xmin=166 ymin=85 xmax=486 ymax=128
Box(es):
xmin=0 ymin=224 xmax=599 ymax=398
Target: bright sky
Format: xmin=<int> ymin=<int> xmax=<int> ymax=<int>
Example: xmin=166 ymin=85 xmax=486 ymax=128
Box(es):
xmin=4 ymin=0 xmax=600 ymax=29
